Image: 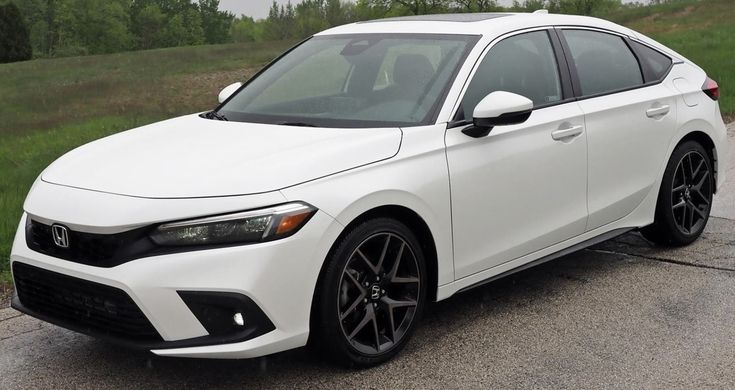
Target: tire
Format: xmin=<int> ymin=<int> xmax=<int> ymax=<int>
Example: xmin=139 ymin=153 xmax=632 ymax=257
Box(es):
xmin=310 ymin=218 xmax=427 ymax=367
xmin=641 ymin=140 xmax=714 ymax=246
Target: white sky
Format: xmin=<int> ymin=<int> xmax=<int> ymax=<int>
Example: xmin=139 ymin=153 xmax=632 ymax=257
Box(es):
xmin=219 ymin=0 xmax=644 ymax=20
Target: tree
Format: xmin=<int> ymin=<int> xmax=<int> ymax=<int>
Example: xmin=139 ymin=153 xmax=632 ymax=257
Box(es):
xmin=264 ymin=1 xmax=297 ymax=41
xmin=392 ymin=0 xmax=450 ymax=15
xmin=163 ymin=8 xmax=205 ymax=46
xmin=134 ymin=3 xmax=167 ymax=49
xmin=55 ymin=0 xmax=133 ymax=54
xmin=0 ymin=1 xmax=33 ymax=63
xmin=198 ymin=0 xmax=234 ymax=44
xmin=230 ymin=16 xmax=264 ymax=43
xmin=354 ymin=0 xmax=392 ymax=21
xmin=454 ymin=0 xmax=501 ymax=12
xmin=295 ymin=0 xmax=329 ymax=37
xmin=325 ymin=0 xmax=351 ymax=26
xmin=513 ymin=0 xmax=621 ymax=15
xmin=13 ymin=0 xmax=54 ymax=56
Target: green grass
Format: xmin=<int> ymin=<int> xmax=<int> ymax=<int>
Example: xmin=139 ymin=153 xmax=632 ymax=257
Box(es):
xmin=0 ymin=41 xmax=295 ymax=283
xmin=0 ymin=116 xmax=157 ymax=267
xmin=605 ymin=0 xmax=700 ymax=24
xmin=622 ymin=0 xmax=735 ymax=117
xmin=1 ymin=1 xmax=734 ymax=284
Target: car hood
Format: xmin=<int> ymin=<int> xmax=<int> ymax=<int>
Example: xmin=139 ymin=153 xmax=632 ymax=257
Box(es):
xmin=41 ymin=115 xmax=402 ymax=198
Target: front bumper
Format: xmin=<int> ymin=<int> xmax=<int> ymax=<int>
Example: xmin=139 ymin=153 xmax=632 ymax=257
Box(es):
xmin=10 ymin=198 xmax=341 ymax=358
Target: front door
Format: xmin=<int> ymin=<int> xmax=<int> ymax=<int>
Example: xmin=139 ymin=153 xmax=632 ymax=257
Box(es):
xmin=446 ymin=30 xmax=589 ymax=279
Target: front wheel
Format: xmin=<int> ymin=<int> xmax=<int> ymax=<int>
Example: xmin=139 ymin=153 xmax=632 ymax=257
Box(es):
xmin=311 ymin=218 xmax=427 ymax=367
xmin=641 ymin=140 xmax=714 ymax=246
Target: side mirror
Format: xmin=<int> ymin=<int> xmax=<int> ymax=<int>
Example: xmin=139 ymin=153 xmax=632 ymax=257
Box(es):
xmin=218 ymin=82 xmax=243 ymax=104
xmin=463 ymin=91 xmax=533 ymax=138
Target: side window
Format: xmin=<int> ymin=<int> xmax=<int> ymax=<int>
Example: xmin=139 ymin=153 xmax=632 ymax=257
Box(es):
xmin=562 ymin=30 xmax=643 ymax=96
xmin=460 ymin=30 xmax=563 ymax=120
xmin=630 ymin=40 xmax=673 ymax=81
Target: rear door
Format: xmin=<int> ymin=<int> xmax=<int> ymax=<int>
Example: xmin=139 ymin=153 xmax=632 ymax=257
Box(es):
xmin=558 ymin=28 xmax=678 ymax=230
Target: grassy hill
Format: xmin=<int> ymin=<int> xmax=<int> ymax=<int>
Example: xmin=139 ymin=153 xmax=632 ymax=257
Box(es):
xmin=1 ymin=1 xmax=734 ymax=285
xmin=0 ymin=41 xmax=295 ymax=285
xmin=614 ymin=0 xmax=734 ymax=116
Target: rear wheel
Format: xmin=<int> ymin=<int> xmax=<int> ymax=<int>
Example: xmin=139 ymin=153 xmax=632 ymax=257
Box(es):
xmin=641 ymin=140 xmax=713 ymax=246
xmin=311 ymin=218 xmax=426 ymax=367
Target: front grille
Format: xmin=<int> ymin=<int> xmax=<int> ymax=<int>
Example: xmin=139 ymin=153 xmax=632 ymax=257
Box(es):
xmin=25 ymin=219 xmax=156 ymax=267
xmin=12 ymin=262 xmax=161 ymax=342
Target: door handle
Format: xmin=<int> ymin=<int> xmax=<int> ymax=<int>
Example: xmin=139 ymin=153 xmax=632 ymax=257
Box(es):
xmin=551 ymin=125 xmax=584 ymax=141
xmin=646 ymin=105 xmax=670 ymax=118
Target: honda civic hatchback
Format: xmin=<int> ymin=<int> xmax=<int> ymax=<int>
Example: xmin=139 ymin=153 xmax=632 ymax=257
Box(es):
xmin=10 ymin=12 xmax=728 ymax=366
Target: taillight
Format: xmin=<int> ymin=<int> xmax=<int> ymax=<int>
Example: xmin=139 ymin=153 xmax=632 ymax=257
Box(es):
xmin=702 ymin=77 xmax=720 ymax=101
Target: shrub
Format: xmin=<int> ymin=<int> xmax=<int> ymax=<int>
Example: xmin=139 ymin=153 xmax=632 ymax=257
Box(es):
xmin=0 ymin=1 xmax=32 ymax=63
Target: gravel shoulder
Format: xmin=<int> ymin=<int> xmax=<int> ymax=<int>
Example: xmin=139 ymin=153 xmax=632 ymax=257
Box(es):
xmin=1 ymin=282 xmax=11 ymax=309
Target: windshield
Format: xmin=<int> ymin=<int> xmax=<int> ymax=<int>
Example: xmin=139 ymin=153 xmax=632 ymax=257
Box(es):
xmin=218 ymin=34 xmax=479 ymax=128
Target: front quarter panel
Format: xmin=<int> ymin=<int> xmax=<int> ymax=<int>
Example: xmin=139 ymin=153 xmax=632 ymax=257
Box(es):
xmin=280 ymin=123 xmax=454 ymax=286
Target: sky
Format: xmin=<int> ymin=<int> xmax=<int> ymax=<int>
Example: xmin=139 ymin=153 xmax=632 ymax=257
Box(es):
xmin=219 ymin=0 xmax=643 ymax=20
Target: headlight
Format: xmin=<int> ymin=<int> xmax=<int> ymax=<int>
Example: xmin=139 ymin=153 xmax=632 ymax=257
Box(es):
xmin=149 ymin=202 xmax=316 ymax=247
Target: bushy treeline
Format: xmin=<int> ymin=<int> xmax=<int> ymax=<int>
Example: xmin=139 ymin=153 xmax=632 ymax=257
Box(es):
xmin=0 ymin=1 xmax=33 ymax=63
xmin=13 ymin=0 xmax=234 ymax=57
xmin=2 ymin=0 xmax=683 ymax=62
xmin=230 ymin=0 xmax=647 ymax=42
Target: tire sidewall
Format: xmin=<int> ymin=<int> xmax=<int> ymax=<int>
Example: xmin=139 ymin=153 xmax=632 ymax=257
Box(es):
xmin=313 ymin=218 xmax=428 ymax=367
xmin=655 ymin=140 xmax=713 ymax=244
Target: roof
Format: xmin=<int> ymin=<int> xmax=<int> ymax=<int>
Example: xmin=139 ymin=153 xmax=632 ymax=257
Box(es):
xmin=316 ymin=12 xmax=638 ymax=40
xmin=358 ymin=13 xmax=511 ymax=23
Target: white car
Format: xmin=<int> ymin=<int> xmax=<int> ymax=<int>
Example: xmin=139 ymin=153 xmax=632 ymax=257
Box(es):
xmin=10 ymin=12 xmax=728 ymax=366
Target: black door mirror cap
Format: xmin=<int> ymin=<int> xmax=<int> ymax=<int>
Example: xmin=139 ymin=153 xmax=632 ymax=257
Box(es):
xmin=462 ymin=109 xmax=533 ymax=138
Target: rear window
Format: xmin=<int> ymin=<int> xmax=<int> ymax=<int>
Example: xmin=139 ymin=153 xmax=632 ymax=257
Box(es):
xmin=563 ymin=29 xmax=643 ymax=97
xmin=630 ymin=41 xmax=673 ymax=81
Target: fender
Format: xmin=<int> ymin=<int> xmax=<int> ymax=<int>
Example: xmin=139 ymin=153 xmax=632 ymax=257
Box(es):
xmin=280 ymin=125 xmax=455 ymax=287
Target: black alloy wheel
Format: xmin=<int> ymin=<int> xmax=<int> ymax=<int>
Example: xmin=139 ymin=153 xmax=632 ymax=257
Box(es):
xmin=670 ymin=150 xmax=712 ymax=235
xmin=642 ymin=140 xmax=714 ymax=246
xmin=338 ymin=232 xmax=421 ymax=355
xmin=311 ymin=218 xmax=426 ymax=367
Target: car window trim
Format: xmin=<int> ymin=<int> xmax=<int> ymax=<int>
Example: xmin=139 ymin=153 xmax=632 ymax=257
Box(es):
xmin=556 ymin=27 xmax=673 ymax=102
xmin=548 ymin=27 xmax=575 ymax=102
xmin=448 ymin=27 xmax=574 ymax=129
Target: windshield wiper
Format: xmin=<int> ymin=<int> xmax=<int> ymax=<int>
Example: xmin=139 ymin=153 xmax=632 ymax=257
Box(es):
xmin=278 ymin=121 xmax=317 ymax=127
xmin=200 ymin=110 xmax=228 ymax=121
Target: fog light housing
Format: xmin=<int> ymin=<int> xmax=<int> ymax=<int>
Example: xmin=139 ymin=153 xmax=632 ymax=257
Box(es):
xmin=178 ymin=291 xmax=274 ymax=341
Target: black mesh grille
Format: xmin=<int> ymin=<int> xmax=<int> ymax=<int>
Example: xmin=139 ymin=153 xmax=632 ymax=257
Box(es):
xmin=12 ymin=262 xmax=161 ymax=342
xmin=25 ymin=219 xmax=156 ymax=267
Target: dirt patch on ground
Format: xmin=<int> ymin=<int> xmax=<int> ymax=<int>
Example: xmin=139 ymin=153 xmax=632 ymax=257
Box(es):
xmin=169 ymin=67 xmax=261 ymax=111
xmin=724 ymin=113 xmax=735 ymax=125
xmin=676 ymin=5 xmax=696 ymax=17
xmin=1 ymin=282 xmax=12 ymax=309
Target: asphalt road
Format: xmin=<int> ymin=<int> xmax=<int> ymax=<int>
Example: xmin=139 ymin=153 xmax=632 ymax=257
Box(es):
xmin=1 ymin=124 xmax=733 ymax=389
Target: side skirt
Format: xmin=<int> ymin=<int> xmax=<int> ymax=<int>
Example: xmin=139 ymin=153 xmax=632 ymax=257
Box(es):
xmin=456 ymin=228 xmax=633 ymax=294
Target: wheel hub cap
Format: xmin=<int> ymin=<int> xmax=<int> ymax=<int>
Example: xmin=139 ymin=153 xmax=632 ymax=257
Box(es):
xmin=369 ymin=284 xmax=382 ymax=300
